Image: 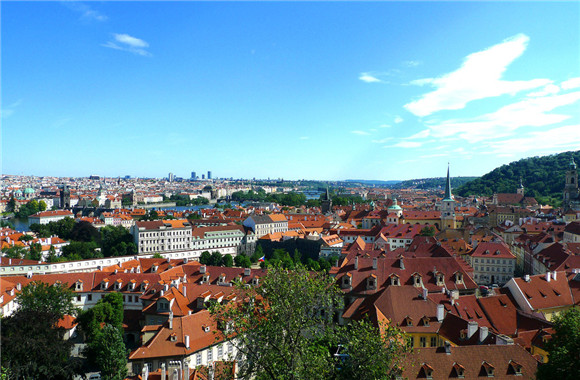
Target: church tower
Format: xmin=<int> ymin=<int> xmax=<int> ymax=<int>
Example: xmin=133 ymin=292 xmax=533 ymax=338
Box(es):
xmin=563 ymin=157 xmax=579 ymax=211
xmin=440 ymin=164 xmax=456 ymax=230
xmin=516 ymin=177 xmax=525 ymax=197
xmin=321 ymin=187 xmax=333 ymax=214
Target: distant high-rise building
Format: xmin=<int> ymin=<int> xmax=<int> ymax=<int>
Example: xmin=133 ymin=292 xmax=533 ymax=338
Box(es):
xmin=191 ymin=171 xmax=197 ymax=180
xmin=208 ymin=171 xmax=212 ymax=180
xmin=168 ymin=172 xmax=175 ymax=182
xmin=202 ymin=174 xmax=205 ymax=180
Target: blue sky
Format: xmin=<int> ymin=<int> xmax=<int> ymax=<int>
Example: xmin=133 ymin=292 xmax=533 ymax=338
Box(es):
xmin=2 ymin=1 xmax=579 ymax=181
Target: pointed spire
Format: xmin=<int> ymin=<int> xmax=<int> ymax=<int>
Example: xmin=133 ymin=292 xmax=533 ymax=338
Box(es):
xmin=444 ymin=163 xmax=453 ymax=201
xmin=326 ymin=187 xmax=330 ymax=201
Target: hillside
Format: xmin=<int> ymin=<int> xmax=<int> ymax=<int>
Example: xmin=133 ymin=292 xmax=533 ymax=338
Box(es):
xmin=391 ymin=177 xmax=478 ymax=190
xmin=455 ymin=150 xmax=580 ymax=205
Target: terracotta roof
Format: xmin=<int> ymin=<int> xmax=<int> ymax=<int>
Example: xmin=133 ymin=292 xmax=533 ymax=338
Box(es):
xmin=512 ymin=271 xmax=574 ymax=311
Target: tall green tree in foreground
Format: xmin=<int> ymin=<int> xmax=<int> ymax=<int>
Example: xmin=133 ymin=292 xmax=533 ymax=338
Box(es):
xmin=210 ymin=264 xmax=408 ymax=380
xmin=538 ymin=307 xmax=580 ymax=380
xmin=0 ymin=281 xmax=81 ymax=379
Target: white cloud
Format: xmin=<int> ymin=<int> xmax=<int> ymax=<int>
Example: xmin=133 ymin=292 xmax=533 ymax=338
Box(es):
xmin=562 ymin=77 xmax=580 ymax=90
xmin=102 ymin=33 xmax=151 ymax=56
xmin=379 ymin=124 xmax=391 ymax=128
xmin=299 ymin=136 xmax=309 ymax=140
xmin=1 ymin=99 xmax=23 ymax=119
xmin=405 ymin=129 xmax=430 ymax=139
xmin=359 ymin=73 xmax=381 ymax=83
xmin=487 ymin=124 xmax=580 ymax=154
xmin=425 ymin=91 xmax=580 ymax=143
xmin=63 ymin=1 xmax=108 ymax=22
xmin=404 ymin=34 xmax=551 ymax=117
xmin=402 ymin=60 xmax=421 ymax=67
xmin=351 ymin=130 xmax=370 ymax=135
xmin=389 ymin=141 xmax=422 ymax=148
xmin=526 ymin=84 xmax=560 ymax=98
xmin=371 ymin=137 xmax=393 ymax=144
xmin=394 ymin=116 xmax=404 ymax=123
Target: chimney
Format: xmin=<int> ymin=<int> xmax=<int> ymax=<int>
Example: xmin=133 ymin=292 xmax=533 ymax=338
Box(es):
xmin=161 ymin=363 xmax=166 ymax=380
xmin=182 ymin=285 xmax=187 ymax=297
xmin=142 ymin=365 xmax=149 ymax=380
xmin=437 ymin=304 xmax=444 ymax=322
xmin=354 ymin=256 xmax=358 ymax=270
xmin=200 ymin=265 xmax=207 ymax=274
xmin=467 ymin=321 xmax=478 ymax=338
xmin=552 ymin=271 xmax=557 ymax=280
xmin=546 ymin=271 xmax=551 ymax=282
xmin=422 ymin=288 xmax=428 ymax=300
xmin=399 ymin=257 xmax=405 ymax=270
xmin=164 ymin=283 xmax=169 ymax=292
xmin=479 ymin=326 xmax=489 ymax=342
xmin=169 ymin=312 xmax=173 ymax=329
xmin=16 ymin=283 xmax=21 ymax=291
xmin=524 ymin=274 xmax=530 ymax=282
xmin=372 ymin=257 xmax=378 ymax=270
xmin=444 ymin=341 xmax=451 ymax=354
xmin=185 ymin=335 xmax=190 ymax=349
xmin=244 ymin=267 xmax=251 ymax=276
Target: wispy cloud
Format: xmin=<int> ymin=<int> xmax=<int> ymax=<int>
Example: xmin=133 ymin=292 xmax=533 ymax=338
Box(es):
xmin=388 ymin=141 xmax=423 ymax=148
xmin=1 ymin=99 xmax=23 ymax=119
xmin=371 ymin=137 xmax=393 ymax=144
xmin=486 ymin=124 xmax=580 ymax=154
xmin=424 ymin=90 xmax=580 ymax=143
xmin=404 ymin=34 xmax=551 ymax=117
xmin=402 ymin=60 xmax=421 ymax=67
xmin=351 ymin=130 xmax=370 ymax=135
xmin=379 ymin=124 xmax=391 ymax=128
xmin=405 ymin=129 xmax=430 ymax=139
xmin=102 ymin=33 xmax=151 ymax=56
xmin=299 ymin=136 xmax=309 ymax=140
xmin=394 ymin=116 xmax=404 ymax=124
xmin=359 ymin=72 xmax=381 ymax=83
xmin=62 ymin=1 xmax=108 ymax=22
xmin=562 ymin=77 xmax=580 ymax=90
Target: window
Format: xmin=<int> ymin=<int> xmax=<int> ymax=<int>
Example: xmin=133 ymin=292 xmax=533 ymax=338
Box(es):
xmin=88 ymin=294 xmax=92 ymax=301
xmin=430 ymin=337 xmax=437 ymax=347
xmin=207 ymin=348 xmax=213 ymax=362
xmin=420 ymin=337 xmax=426 ymax=347
xmin=196 ymin=353 xmax=202 ymax=366
xmin=218 ymin=345 xmax=223 ymax=358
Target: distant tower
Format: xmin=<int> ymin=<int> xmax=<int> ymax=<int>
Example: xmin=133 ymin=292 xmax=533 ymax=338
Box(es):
xmin=60 ymin=185 xmax=71 ymax=209
xmin=440 ymin=164 xmax=456 ymax=230
xmin=563 ymin=157 xmax=579 ymax=211
xmin=517 ymin=176 xmax=525 ymax=196
xmin=191 ymin=171 xmax=197 ymax=180
xmin=321 ymin=188 xmax=332 ymax=214
xmin=168 ymin=172 xmax=175 ymax=182
xmin=208 ymin=171 xmax=212 ymax=180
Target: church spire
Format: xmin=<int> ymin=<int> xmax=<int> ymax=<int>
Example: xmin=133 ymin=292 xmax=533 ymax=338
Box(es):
xmin=444 ymin=163 xmax=453 ymax=201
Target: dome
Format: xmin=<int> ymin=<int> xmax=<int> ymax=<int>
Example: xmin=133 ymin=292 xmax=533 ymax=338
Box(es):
xmin=387 ymin=198 xmax=402 ymax=210
xmin=24 ymin=187 xmax=35 ymax=194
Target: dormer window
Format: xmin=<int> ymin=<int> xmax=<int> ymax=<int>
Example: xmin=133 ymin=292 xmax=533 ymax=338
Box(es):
xmin=453 ymin=363 xmax=465 ymax=378
xmin=421 ymin=364 xmax=434 ymax=379
xmin=342 ymin=273 xmax=352 ymax=289
xmin=421 ymin=316 xmax=430 ymax=326
xmin=413 ymin=273 xmax=422 ymax=287
xmin=509 ymin=360 xmax=522 ymax=376
xmin=101 ymin=280 xmax=109 ymax=290
xmin=435 ymin=273 xmax=445 ymax=286
xmin=129 ymin=280 xmax=136 ymax=291
xmin=202 ymin=273 xmax=210 ymax=284
xmin=115 ymin=280 xmax=123 ymax=290
xmin=75 ymin=281 xmax=83 ymax=292
xmin=140 ymin=281 xmax=149 ymax=292
xmin=157 ymin=300 xmax=169 ymax=312
xmin=151 ymin=265 xmax=158 ymax=273
xmin=170 ymin=332 xmax=177 ymax=342
xmin=455 ymin=272 xmax=464 ymax=284
xmin=218 ymin=274 xmax=227 ymax=284
xmin=367 ymin=274 xmax=377 ymax=290
xmin=252 ymin=277 xmax=260 ymax=286
xmin=403 ymin=316 xmax=413 ymax=326
xmin=482 ymin=362 xmax=494 ymax=377
xmin=390 ymin=274 xmax=400 ymax=286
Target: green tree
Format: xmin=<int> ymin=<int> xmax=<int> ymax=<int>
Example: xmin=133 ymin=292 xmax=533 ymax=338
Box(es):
xmin=210 ymin=264 xmax=408 ymax=380
xmin=7 ymin=197 xmax=17 ymax=212
xmin=210 ymin=251 xmax=224 ymax=266
xmin=251 ymin=245 xmax=265 ymax=263
xmin=101 ymin=225 xmax=137 ymax=257
xmin=200 ymin=251 xmax=212 ymax=265
xmin=0 ymin=281 xmax=81 ymax=379
xmin=89 ymin=324 xmax=128 ymax=380
xmin=152 ymin=252 xmax=164 ymax=259
xmin=537 ymin=308 xmax=580 ymax=380
xmin=2 ymin=245 xmax=27 ymax=259
xmin=78 ymin=292 xmax=124 ymax=339
xmin=62 ymin=241 xmax=100 ymax=260
xmin=71 ymin=220 xmax=101 ymax=243
xmin=420 ymin=226 xmax=436 ymax=236
xmin=234 ymin=254 xmax=252 ymax=268
xmin=223 ymin=254 xmax=234 ymax=267
xmin=25 ymin=242 xmax=43 ymax=261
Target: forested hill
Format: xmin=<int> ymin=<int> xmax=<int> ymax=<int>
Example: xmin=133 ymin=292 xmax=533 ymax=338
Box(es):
xmin=455 ymin=150 xmax=580 ymax=204
xmin=392 ymin=177 xmax=478 ymax=190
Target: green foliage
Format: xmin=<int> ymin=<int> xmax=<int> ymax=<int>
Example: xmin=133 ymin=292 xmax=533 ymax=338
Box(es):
xmin=25 ymin=242 xmax=42 ymax=261
xmin=537 ymin=307 xmax=580 ymax=380
xmin=420 ymin=226 xmax=436 ymax=236
xmin=223 ymin=254 xmax=234 ymax=267
xmin=101 ymin=225 xmax=137 ymax=257
xmin=231 ymin=190 xmax=308 ymax=207
xmin=90 ymin=324 xmax=128 ymax=380
xmin=456 ymin=150 xmax=580 ymax=205
xmin=78 ymin=292 xmax=124 ymax=339
xmin=210 ymin=251 xmax=224 ymax=266
xmin=14 ymin=199 xmax=47 ymax=218
xmin=234 ymin=254 xmax=252 ymax=268
xmin=70 ymin=221 xmax=101 ymax=243
xmin=200 ymin=251 xmax=212 ymax=265
xmin=62 ymin=241 xmax=101 ymax=260
xmin=30 ymin=217 xmax=76 ymax=240
xmin=331 ymin=195 xmax=368 ymax=206
xmin=0 ymin=220 xmax=15 ymax=229
xmin=18 ymin=234 xmax=33 ymax=242
xmin=2 ymin=246 xmax=27 ymax=259
xmin=0 ymin=281 xmax=82 ymax=379
xmin=152 ymin=252 xmax=164 ymax=259
xmin=393 ymin=176 xmax=478 ymax=190
xmin=210 ymin=265 xmax=408 ymax=380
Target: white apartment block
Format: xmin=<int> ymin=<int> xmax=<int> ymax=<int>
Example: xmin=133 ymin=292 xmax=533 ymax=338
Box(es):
xmin=132 ymin=220 xmax=193 ymax=255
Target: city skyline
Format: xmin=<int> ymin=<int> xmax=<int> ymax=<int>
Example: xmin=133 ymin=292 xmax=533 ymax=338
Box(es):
xmin=2 ymin=1 xmax=579 ymax=180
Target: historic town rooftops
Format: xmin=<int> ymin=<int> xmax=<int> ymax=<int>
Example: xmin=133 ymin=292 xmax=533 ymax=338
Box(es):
xmin=510 ymin=271 xmax=574 ymax=311
xmin=470 ymin=242 xmax=515 ymax=259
